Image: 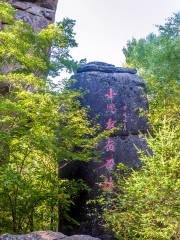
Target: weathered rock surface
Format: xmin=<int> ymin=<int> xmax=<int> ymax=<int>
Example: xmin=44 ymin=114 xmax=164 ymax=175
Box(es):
xmin=72 ymin=63 xmax=148 ymax=135
xmin=59 ymin=62 xmax=149 ymax=239
xmin=0 ymin=0 xmax=58 ymax=92
xmin=0 ymin=231 xmax=100 ymax=240
xmin=70 ymin=62 xmax=149 ymax=169
xmin=5 ymin=0 xmax=58 ymax=31
xmin=77 ymin=61 xmax=137 ymax=74
xmin=64 ymin=236 xmax=100 ymax=240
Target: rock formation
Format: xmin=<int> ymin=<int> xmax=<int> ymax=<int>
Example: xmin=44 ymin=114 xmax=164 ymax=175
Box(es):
xmin=1 ymin=2 xmax=149 ymax=238
xmin=0 ymin=0 xmax=58 ymax=92
xmin=5 ymin=0 xmax=58 ymax=31
xmin=60 ymin=62 xmax=149 ymax=239
xmin=0 ymin=231 xmax=100 ymax=240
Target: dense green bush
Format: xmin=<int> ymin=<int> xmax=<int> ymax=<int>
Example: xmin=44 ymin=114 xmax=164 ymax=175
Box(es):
xmin=102 ymin=12 xmax=180 ymax=240
xmin=0 ymin=2 xmax=100 ymax=233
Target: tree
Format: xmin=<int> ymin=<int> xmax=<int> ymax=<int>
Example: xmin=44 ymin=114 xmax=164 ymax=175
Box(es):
xmin=122 ymin=11 xmax=180 ymax=127
xmin=102 ymin=12 xmax=180 ymax=240
xmin=103 ymin=119 xmax=180 ymax=240
xmin=0 ymin=2 xmax=101 ymax=233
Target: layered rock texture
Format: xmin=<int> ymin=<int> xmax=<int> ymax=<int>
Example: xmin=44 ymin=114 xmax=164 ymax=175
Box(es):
xmin=0 ymin=0 xmax=58 ymax=92
xmin=5 ymin=0 xmax=58 ymax=31
xmin=0 ymin=231 xmax=100 ymax=240
xmin=60 ymin=62 xmax=149 ymax=239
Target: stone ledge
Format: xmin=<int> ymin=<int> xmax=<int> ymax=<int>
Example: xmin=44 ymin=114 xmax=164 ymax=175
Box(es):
xmin=0 ymin=231 xmax=101 ymax=240
xmin=77 ymin=61 xmax=137 ymax=74
xmin=7 ymin=0 xmax=58 ymax=10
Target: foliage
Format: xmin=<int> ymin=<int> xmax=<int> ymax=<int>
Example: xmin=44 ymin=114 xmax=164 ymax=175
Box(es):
xmin=103 ymin=120 xmax=180 ymax=240
xmin=0 ymin=2 xmax=101 ymax=233
xmin=123 ymin=11 xmax=180 ymax=127
xmin=102 ymin=12 xmax=180 ymax=239
xmin=0 ymin=1 xmax=15 ymax=24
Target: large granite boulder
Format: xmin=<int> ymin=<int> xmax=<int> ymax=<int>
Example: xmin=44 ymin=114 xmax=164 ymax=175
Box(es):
xmin=0 ymin=231 xmax=100 ymax=240
xmin=72 ymin=62 xmax=148 ymax=135
xmin=59 ymin=62 xmax=149 ymax=239
xmin=70 ymin=62 xmax=149 ymax=168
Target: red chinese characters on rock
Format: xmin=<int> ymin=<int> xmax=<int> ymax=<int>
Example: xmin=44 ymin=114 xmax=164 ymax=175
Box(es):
xmin=105 ymin=87 xmax=117 ymax=99
xmin=105 ymin=139 xmax=116 ymax=152
xmin=104 ymin=157 xmax=115 ymax=170
xmin=99 ymin=87 xmax=118 ymax=191
xmin=106 ymin=103 xmax=117 ymax=114
xmin=98 ymin=157 xmax=115 ymax=171
xmin=106 ymin=118 xmax=116 ymax=130
xmin=98 ymin=139 xmax=116 ymax=170
xmin=99 ymin=177 xmax=114 ymax=191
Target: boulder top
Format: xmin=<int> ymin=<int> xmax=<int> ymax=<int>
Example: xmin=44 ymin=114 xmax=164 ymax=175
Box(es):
xmin=76 ymin=61 xmax=137 ymax=74
xmin=0 ymin=231 xmax=100 ymax=240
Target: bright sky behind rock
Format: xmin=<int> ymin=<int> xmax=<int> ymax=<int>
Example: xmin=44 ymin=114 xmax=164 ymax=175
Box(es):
xmin=55 ymin=0 xmax=179 ymax=66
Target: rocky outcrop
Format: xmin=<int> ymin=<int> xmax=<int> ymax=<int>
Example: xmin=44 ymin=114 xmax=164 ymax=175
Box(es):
xmin=0 ymin=0 xmax=58 ymax=93
xmin=6 ymin=0 xmax=58 ymax=31
xmin=59 ymin=62 xmax=149 ymax=239
xmin=71 ymin=61 xmax=149 ymax=165
xmin=73 ymin=62 xmax=148 ymax=136
xmin=0 ymin=231 xmax=100 ymax=240
xmin=77 ymin=62 xmax=137 ymax=74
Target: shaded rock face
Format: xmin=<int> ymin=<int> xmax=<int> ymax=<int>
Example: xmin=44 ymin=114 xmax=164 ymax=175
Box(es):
xmin=74 ymin=64 xmax=148 ymax=136
xmin=0 ymin=231 xmax=100 ymax=240
xmin=60 ymin=62 xmax=149 ymax=239
xmin=5 ymin=0 xmax=58 ymax=31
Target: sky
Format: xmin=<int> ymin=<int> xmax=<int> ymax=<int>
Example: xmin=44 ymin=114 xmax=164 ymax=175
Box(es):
xmin=55 ymin=0 xmax=179 ymax=67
